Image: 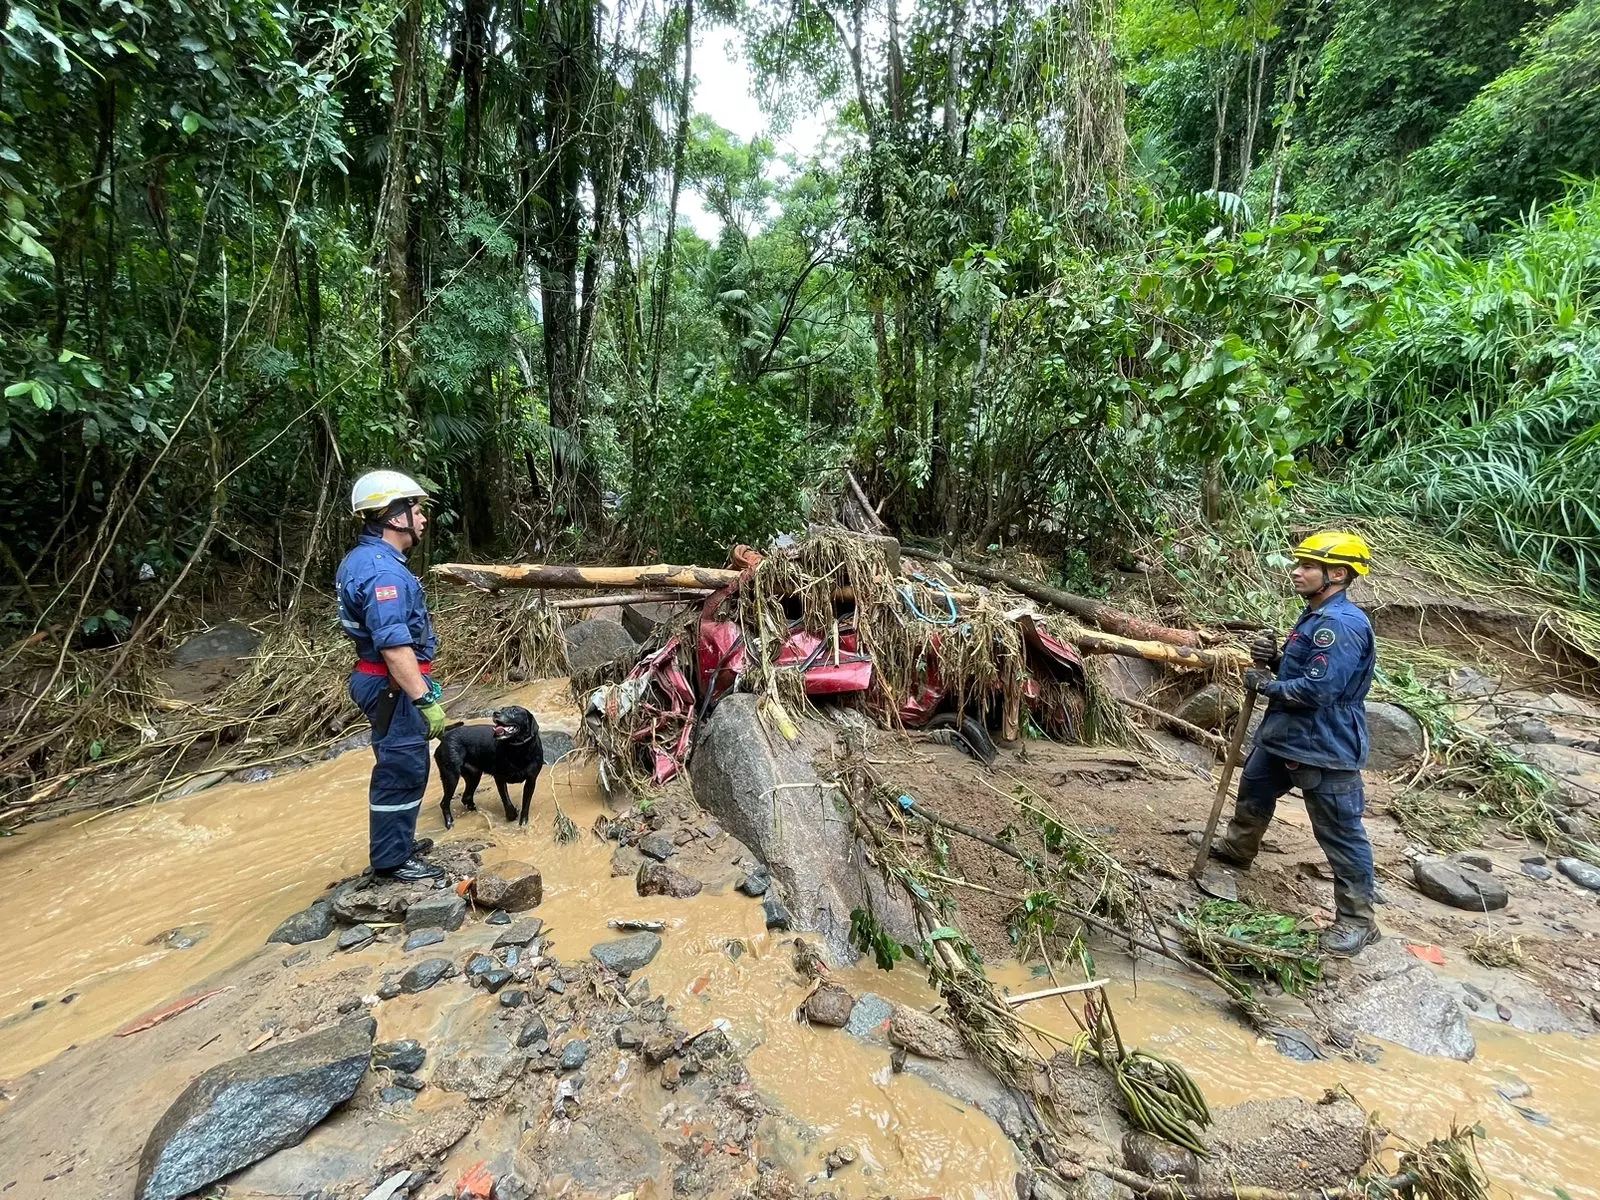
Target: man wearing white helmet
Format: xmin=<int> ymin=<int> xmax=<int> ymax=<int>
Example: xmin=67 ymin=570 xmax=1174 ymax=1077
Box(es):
xmin=336 ymin=470 xmax=447 ymax=882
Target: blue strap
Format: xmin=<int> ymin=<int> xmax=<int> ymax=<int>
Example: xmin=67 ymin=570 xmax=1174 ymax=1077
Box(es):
xmin=897 ymin=570 xmax=958 ymax=626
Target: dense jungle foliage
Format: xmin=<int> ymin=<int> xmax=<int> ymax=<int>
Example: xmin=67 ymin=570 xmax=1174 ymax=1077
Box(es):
xmin=3 ymin=0 xmax=1600 ymax=655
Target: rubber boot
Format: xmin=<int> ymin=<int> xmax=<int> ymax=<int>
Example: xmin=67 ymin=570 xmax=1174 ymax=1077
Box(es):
xmin=1189 ymin=810 xmax=1270 ymax=868
xmin=1321 ymin=881 xmax=1379 ymax=957
xmin=379 ymin=857 xmax=445 ymax=883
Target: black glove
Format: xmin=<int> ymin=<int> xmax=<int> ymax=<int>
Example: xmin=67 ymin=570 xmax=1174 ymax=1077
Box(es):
xmin=1250 ymin=631 xmax=1281 ymax=668
xmin=1243 ymin=667 xmax=1273 ymax=692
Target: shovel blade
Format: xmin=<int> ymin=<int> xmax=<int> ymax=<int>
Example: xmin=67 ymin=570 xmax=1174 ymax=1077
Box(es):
xmin=1193 ymin=867 xmax=1238 ymax=901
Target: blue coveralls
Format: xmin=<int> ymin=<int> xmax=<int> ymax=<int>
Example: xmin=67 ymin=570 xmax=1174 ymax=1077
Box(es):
xmin=1239 ymin=590 xmax=1377 ymax=923
xmin=336 ymin=533 xmax=438 ymax=871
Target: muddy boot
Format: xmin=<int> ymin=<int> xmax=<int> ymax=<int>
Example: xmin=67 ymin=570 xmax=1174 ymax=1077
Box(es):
xmin=1321 ymin=885 xmax=1379 ymax=957
xmin=378 ymin=857 xmax=445 ymax=883
xmin=1187 ymin=811 xmax=1269 ymax=868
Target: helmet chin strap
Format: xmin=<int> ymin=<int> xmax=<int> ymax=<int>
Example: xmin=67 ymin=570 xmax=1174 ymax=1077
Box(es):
xmin=367 ymin=499 xmax=421 ymax=549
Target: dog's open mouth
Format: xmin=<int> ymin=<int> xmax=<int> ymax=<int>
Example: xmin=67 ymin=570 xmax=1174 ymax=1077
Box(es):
xmin=492 ymin=722 xmax=515 ymax=740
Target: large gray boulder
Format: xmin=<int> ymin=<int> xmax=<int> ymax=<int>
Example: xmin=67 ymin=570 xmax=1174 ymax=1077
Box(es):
xmin=564 ymin=618 xmax=640 ymax=676
xmin=591 ymin=932 xmax=662 ymax=974
xmin=172 ymin=621 xmax=260 ymax=664
xmin=689 ymin=693 xmax=918 ymax=961
xmin=1317 ymin=940 xmax=1474 ymax=1060
xmin=1413 ymin=858 xmax=1508 ymax=911
xmin=136 ymin=1017 xmax=374 ymax=1200
xmin=1364 ymin=702 xmax=1425 ymax=771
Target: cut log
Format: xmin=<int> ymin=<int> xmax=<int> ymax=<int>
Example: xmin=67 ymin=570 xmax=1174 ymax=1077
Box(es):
xmin=903 ymin=547 xmax=1203 ymax=647
xmin=845 ymin=470 xmax=889 ymax=532
xmin=434 ymin=562 xmax=742 ymax=592
xmin=1074 ymin=628 xmax=1250 ymax=671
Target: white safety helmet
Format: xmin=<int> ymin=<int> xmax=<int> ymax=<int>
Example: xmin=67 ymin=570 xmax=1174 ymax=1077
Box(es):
xmin=350 ymin=469 xmax=428 ymax=516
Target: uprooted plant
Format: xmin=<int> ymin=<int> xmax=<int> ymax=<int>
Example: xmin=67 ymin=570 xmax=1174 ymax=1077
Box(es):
xmin=1070 ymin=988 xmax=1214 ymax=1156
xmin=1177 ymin=899 xmax=1324 ymax=997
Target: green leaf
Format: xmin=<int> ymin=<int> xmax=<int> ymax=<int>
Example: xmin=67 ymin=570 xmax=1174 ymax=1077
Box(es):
xmin=181 ymin=112 xmax=201 ymax=135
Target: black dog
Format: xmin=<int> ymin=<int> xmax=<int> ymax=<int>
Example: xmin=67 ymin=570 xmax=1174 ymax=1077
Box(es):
xmin=434 ymin=706 xmax=543 ymax=829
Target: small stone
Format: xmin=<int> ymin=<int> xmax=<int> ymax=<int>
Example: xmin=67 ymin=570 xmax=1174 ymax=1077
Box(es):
xmin=402 ymin=928 xmax=446 ymax=952
xmin=615 ymin=1025 xmax=646 ymax=1050
xmin=643 ymin=1036 xmax=681 ymax=1065
xmin=1122 ymin=1131 xmax=1198 ymax=1184
xmin=660 ymin=1059 xmax=681 ymax=1089
xmin=736 ymin=865 xmax=771 ymax=897
xmin=466 ymin=954 xmax=495 ymax=979
xmin=762 ymin=897 xmax=792 ymax=930
xmin=702 ymin=823 xmax=723 ymax=840
xmin=504 ymin=947 xmax=521 ymax=969
xmin=404 ymin=893 xmax=466 ymax=933
xmin=1521 ymin=854 xmax=1548 ymax=866
xmin=1454 ymin=853 xmax=1493 ymax=873
xmin=473 ymin=862 xmax=543 ymax=912
xmin=673 ymin=828 xmax=695 ymax=845
xmin=1522 ymin=862 xmax=1553 ymax=881
xmin=393 ymin=1073 xmax=425 ymax=1092
xmin=636 ymin=861 xmax=703 ymax=899
xmin=378 ymin=1086 xmax=416 ymax=1105
xmin=547 ymin=978 xmax=566 ymax=995
xmin=336 ymin=996 xmax=364 ymax=1015
xmin=1461 ymin=981 xmax=1491 ymax=1003
xmin=1496 ymin=1003 xmax=1513 ymax=1021
xmin=336 ymin=924 xmax=375 ymax=952
xmin=804 ymin=984 xmax=856 ymax=1028
xmin=499 ymin=989 xmax=528 ymax=1009
xmin=1557 ymin=858 xmax=1600 ymax=892
xmin=638 ymin=833 xmax=676 ymax=861
xmin=376 ymin=979 xmax=401 ymax=1001
xmin=824 ymin=1145 xmax=858 ymax=1173
xmin=1413 ymin=858 xmax=1509 ymax=911
xmin=61 ymin=993 xmax=77 ymax=1005
xmin=517 ymin=1016 xmax=549 ymax=1048
xmin=31 ymin=999 xmax=48 ymax=1011
xmin=398 ymin=958 xmax=453 ymax=994
xmin=590 ymin=932 xmax=663 ymax=974
xmin=559 ymin=1040 xmax=590 ymax=1071
xmin=493 ymin=918 xmax=544 ymax=949
xmin=486 ymin=909 xmax=512 ymax=925
xmin=480 ymin=969 xmax=513 ymax=994
xmin=267 ymin=900 xmax=335 ymax=946
xmin=373 ymin=1040 xmax=426 ymax=1073
xmin=724 ymin=939 xmax=746 ymax=961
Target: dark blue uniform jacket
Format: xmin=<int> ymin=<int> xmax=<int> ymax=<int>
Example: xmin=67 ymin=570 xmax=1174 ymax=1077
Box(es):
xmin=1254 ymin=590 xmax=1374 ymax=771
xmin=335 ymin=533 xmax=436 ymax=664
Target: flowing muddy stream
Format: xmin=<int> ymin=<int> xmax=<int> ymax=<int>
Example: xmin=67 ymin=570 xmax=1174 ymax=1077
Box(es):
xmin=2 ymin=679 xmax=1598 ymax=1197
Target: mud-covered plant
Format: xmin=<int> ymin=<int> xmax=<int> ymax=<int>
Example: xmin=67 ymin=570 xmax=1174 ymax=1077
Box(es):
xmin=1465 ymin=930 xmax=1522 ymax=969
xmin=849 ymin=906 xmax=906 ymax=971
xmin=1388 ymin=791 xmax=1484 ymax=854
xmin=1391 ymin=1124 xmax=1490 ymax=1200
xmin=1178 ymin=899 xmax=1323 ymax=995
xmin=1072 ymin=990 xmax=1212 ymax=1156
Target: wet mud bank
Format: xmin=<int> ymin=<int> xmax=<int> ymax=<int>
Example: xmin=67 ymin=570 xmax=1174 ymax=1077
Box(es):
xmin=3 ymin=676 xmax=1600 ymax=1199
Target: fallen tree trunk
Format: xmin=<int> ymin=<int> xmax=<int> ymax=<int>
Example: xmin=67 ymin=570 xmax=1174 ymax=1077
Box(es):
xmin=434 ymin=562 xmax=742 ymax=592
xmin=548 ymin=590 xmax=711 ymax=610
xmin=1087 ymin=1164 xmax=1410 ymax=1200
xmin=903 ymin=547 xmax=1203 ymax=647
xmin=1075 ymin=628 xmax=1250 ymax=671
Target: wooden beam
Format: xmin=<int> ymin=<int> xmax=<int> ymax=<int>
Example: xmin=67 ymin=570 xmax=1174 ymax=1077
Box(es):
xmin=433 ymin=562 xmax=742 ymax=592
xmin=549 ymin=590 xmax=711 ymax=610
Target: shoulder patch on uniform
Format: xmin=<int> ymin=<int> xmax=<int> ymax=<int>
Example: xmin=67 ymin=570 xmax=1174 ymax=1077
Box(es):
xmin=1306 ymin=652 xmax=1328 ymax=679
xmin=374 ymin=584 xmax=399 ymax=602
xmin=1312 ymin=627 xmax=1336 ymax=648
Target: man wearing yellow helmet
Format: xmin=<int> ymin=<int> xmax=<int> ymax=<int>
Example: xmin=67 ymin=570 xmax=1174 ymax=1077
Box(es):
xmin=1202 ymin=530 xmax=1380 ymax=956
xmin=336 ymin=470 xmax=449 ymax=883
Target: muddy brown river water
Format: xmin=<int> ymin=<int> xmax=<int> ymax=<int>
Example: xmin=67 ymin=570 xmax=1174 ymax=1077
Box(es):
xmin=2 ymin=680 xmax=1598 ymax=1197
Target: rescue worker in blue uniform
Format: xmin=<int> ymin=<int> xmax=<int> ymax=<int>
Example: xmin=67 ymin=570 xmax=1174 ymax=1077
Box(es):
xmin=337 ymin=470 xmax=448 ymax=882
xmin=1198 ymin=531 xmax=1381 ymax=956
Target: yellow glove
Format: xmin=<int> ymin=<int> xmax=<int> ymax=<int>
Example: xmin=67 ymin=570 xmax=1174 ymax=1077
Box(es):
xmin=416 ymin=700 xmax=448 ymax=739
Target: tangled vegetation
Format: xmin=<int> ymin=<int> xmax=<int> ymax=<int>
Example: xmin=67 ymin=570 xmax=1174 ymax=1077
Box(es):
xmin=4 ymin=0 xmax=1600 ymax=801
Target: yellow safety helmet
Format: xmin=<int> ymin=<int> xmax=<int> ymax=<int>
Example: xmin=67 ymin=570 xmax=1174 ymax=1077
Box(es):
xmin=1291 ymin=530 xmax=1372 ymax=576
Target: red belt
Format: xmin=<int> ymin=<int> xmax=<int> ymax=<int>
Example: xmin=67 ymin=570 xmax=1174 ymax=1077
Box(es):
xmin=355 ymin=659 xmax=431 ymax=677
